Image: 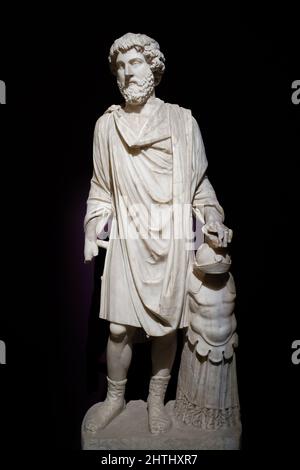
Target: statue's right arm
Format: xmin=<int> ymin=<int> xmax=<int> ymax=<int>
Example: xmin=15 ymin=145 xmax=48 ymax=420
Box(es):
xmin=84 ymin=115 xmax=113 ymax=262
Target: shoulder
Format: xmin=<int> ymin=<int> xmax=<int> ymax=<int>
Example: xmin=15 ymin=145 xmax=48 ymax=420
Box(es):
xmin=94 ymin=105 xmax=120 ymax=133
xmin=104 ymin=104 xmax=122 ymax=114
xmin=165 ymin=103 xmax=193 ymax=129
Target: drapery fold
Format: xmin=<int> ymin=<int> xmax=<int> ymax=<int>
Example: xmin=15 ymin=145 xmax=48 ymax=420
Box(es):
xmin=84 ymin=99 xmax=224 ymax=336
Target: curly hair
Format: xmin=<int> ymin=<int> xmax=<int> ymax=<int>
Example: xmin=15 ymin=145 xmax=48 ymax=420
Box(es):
xmin=109 ymin=33 xmax=165 ymax=86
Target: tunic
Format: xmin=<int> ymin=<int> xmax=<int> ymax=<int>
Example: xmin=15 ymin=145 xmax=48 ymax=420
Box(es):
xmin=84 ymin=98 xmax=223 ymax=336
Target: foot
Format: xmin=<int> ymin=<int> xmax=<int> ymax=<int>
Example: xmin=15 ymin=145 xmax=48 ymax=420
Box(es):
xmin=147 ymin=398 xmax=172 ymax=434
xmin=84 ymin=398 xmax=125 ymax=432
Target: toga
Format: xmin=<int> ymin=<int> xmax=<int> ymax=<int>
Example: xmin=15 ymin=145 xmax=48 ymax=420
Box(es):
xmin=84 ymin=98 xmax=224 ymax=336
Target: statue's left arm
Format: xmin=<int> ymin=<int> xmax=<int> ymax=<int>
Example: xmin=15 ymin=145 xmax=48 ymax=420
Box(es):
xmin=191 ymin=117 xmax=232 ymax=247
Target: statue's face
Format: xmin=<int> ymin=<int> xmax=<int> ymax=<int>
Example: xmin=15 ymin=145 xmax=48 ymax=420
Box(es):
xmin=116 ymin=48 xmax=155 ymax=105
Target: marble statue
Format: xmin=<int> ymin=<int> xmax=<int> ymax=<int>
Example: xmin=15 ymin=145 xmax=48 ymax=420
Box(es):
xmin=82 ymin=32 xmax=239 ymax=445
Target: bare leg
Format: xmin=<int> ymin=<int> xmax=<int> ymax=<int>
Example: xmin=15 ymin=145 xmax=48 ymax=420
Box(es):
xmin=107 ymin=323 xmax=136 ymax=380
xmin=151 ymin=331 xmax=177 ymax=377
xmin=84 ymin=322 xmax=136 ymax=432
xmin=147 ymin=331 xmax=177 ymax=434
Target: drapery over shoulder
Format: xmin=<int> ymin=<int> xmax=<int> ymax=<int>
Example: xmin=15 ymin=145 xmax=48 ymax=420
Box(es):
xmin=84 ymin=113 xmax=114 ymax=237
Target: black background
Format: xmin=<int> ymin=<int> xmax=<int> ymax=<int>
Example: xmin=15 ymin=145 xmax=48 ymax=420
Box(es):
xmin=0 ymin=5 xmax=299 ymax=459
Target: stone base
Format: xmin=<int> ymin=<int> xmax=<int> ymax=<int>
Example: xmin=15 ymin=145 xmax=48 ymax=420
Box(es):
xmin=82 ymin=400 xmax=241 ymax=450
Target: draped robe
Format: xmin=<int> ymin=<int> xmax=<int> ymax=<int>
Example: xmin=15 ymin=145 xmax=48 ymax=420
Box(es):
xmin=84 ymin=99 xmax=224 ymax=336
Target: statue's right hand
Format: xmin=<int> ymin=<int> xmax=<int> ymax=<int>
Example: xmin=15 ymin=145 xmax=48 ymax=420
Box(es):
xmin=84 ymin=238 xmax=99 ymax=263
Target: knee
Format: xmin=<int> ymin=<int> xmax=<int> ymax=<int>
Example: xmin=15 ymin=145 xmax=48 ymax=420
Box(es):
xmin=109 ymin=323 xmax=127 ymax=341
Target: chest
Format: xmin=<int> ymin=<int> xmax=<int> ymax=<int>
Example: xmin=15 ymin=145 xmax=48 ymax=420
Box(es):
xmin=121 ymin=114 xmax=149 ymax=136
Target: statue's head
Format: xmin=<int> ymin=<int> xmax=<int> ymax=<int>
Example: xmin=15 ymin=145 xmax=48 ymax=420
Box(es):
xmin=109 ymin=33 xmax=165 ymax=105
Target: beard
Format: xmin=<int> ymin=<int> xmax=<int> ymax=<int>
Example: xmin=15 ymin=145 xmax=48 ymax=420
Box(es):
xmin=117 ymin=71 xmax=155 ymax=105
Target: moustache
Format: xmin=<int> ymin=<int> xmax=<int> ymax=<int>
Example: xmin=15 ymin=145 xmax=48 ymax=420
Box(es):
xmin=125 ymin=78 xmax=144 ymax=86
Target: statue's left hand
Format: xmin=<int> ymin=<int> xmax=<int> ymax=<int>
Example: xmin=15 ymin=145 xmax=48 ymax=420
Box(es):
xmin=202 ymin=221 xmax=233 ymax=248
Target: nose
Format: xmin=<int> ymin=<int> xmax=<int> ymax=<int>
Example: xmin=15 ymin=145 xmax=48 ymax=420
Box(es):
xmin=124 ymin=63 xmax=134 ymax=76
